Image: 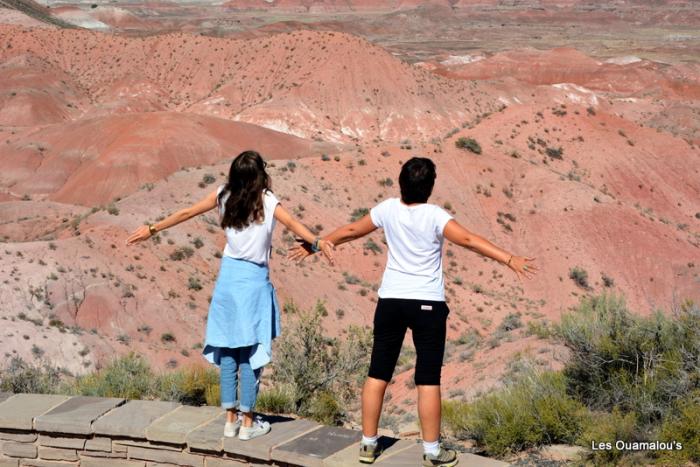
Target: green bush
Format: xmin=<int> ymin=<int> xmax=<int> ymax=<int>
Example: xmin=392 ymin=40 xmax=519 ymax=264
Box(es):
xmin=158 ymin=365 xmax=219 ymax=406
xmin=556 ymin=294 xmax=700 ymax=425
xmin=65 ymin=354 xmax=219 ymax=405
xmin=455 ymin=137 xmax=482 ymax=154
xmin=161 ymin=332 xmax=176 ymax=343
xmin=498 ymin=313 xmax=522 ymax=332
xmin=525 ymin=320 xmax=552 ymax=339
xmin=0 ymin=357 xmax=61 ymax=394
xmin=68 ymin=353 xmax=156 ymax=399
xmin=308 ymin=391 xmax=343 ymax=425
xmin=442 ymin=370 xmax=587 ymax=457
xmin=188 ymin=276 xmax=202 ymax=291
xmin=577 ymin=407 xmax=639 ymax=465
xmin=256 ymin=386 xmax=294 ymax=414
xmin=170 ymin=246 xmax=194 ymax=261
xmin=107 ymin=203 xmax=120 ymax=216
xmin=658 ymin=390 xmax=700 ymax=464
xmin=350 ymin=208 xmax=370 ymax=222
xmin=363 ymin=239 xmax=382 ymax=254
xmin=271 ymin=301 xmax=372 ymax=424
xmin=568 ymin=266 xmax=589 ymax=289
xmin=546 ymin=147 xmax=564 ymax=159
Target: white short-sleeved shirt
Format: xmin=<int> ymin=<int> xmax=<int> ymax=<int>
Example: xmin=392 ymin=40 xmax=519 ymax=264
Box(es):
xmin=370 ymin=197 xmax=454 ymax=301
xmin=217 ymin=185 xmax=279 ymax=266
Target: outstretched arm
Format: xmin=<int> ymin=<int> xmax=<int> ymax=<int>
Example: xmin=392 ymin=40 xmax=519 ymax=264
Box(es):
xmin=126 ymin=189 xmax=219 ymax=245
xmin=274 ymin=204 xmax=335 ymax=264
xmin=443 ymin=219 xmax=537 ymax=281
xmin=324 ymin=215 xmax=377 ymax=246
xmin=288 ymin=215 xmax=377 ymax=261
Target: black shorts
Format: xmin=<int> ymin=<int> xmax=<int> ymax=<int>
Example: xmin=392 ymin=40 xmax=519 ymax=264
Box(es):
xmin=368 ymin=297 xmax=449 ymax=386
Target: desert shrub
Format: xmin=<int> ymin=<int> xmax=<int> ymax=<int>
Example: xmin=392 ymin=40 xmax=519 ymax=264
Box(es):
xmin=188 ymin=276 xmax=202 ymax=291
xmin=441 ymin=293 xmax=700 ymax=461
xmin=271 ymin=301 xmax=372 ymax=424
xmin=442 ymin=370 xmax=587 ymax=457
xmin=658 ymin=390 xmax=700 ymax=464
xmin=526 ymin=320 xmax=552 ymax=339
xmin=0 ymin=357 xmax=61 ymax=394
xmin=568 ymin=266 xmax=589 ymax=289
xmin=350 ymin=208 xmax=370 ymax=222
xmin=170 ymin=247 xmax=194 ymax=261
xmin=308 ymin=390 xmax=343 ymax=425
xmin=546 ymin=147 xmax=564 ymax=159
xmin=68 ymin=353 xmax=156 ymax=399
xmin=161 ymin=332 xmax=176 ymax=343
xmin=363 ymin=239 xmax=382 ymax=254
xmin=556 ymin=294 xmax=700 ymax=426
xmin=601 ymin=273 xmax=615 ymax=288
xmin=256 ymin=386 xmax=294 ymax=414
xmin=577 ymin=407 xmax=639 ymax=464
xmin=498 ymin=313 xmax=522 ymax=332
xmin=159 ymin=365 xmax=219 ymax=406
xmin=455 ymin=137 xmax=482 ymax=154
xmin=107 ymin=203 xmax=120 ymax=215
xmin=455 ymin=329 xmax=481 ymax=348
xmin=442 ymin=399 xmax=471 ymax=439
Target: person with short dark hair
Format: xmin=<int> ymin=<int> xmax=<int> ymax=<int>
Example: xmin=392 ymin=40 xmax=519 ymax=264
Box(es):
xmin=127 ymin=150 xmax=334 ymax=441
xmin=291 ymin=156 xmax=537 ymax=467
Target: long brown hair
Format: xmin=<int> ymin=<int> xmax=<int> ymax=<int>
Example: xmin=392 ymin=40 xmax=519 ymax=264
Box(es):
xmin=218 ymin=151 xmax=271 ymax=230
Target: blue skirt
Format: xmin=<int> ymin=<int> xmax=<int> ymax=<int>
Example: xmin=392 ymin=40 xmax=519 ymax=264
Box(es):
xmin=202 ymin=256 xmax=281 ymax=370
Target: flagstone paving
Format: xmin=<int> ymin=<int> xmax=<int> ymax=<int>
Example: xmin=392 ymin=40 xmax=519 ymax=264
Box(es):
xmin=0 ymin=394 xmax=511 ymax=466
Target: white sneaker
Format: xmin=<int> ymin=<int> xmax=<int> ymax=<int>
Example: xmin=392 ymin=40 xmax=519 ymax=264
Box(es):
xmin=238 ymin=416 xmax=271 ymax=441
xmin=224 ymin=414 xmax=242 ymax=438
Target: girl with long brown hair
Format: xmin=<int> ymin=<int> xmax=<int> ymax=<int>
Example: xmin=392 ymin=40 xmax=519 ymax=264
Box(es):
xmin=127 ymin=150 xmax=333 ymax=440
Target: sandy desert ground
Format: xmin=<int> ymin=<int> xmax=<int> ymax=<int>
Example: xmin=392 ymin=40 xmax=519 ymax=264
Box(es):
xmin=0 ymin=0 xmax=699 ymax=434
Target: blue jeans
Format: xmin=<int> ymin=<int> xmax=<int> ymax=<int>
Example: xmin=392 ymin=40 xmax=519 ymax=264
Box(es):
xmin=219 ymin=346 xmax=262 ymax=412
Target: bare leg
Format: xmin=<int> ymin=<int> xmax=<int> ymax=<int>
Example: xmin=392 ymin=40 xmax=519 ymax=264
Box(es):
xmin=226 ymin=409 xmax=237 ymax=423
xmin=361 ymin=377 xmax=389 ymax=437
xmin=417 ymin=385 xmax=441 ymax=442
xmin=242 ymin=411 xmax=254 ymax=428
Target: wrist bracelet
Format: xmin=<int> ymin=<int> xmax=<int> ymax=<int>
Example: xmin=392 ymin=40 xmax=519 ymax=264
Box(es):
xmin=148 ymin=224 xmax=157 ymax=235
xmin=311 ymin=237 xmax=321 ymax=253
xmin=506 ymin=255 xmax=513 ymax=266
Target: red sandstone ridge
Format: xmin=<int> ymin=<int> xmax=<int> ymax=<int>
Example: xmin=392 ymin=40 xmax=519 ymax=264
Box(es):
xmin=438 ymin=48 xmax=700 ymax=98
xmin=0 ymin=25 xmax=496 ymax=142
xmin=223 ymin=0 xmax=452 ymax=12
xmin=0 ymin=112 xmax=332 ymax=205
xmin=0 ymin=54 xmax=89 ymax=126
xmin=431 ymin=47 xmax=700 ymax=144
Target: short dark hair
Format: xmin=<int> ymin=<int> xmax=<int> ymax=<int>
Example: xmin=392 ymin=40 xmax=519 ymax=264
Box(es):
xmin=399 ymin=157 xmax=436 ymax=204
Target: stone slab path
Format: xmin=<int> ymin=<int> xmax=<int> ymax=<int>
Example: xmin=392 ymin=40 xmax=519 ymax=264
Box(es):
xmin=0 ymin=393 xmax=510 ymax=466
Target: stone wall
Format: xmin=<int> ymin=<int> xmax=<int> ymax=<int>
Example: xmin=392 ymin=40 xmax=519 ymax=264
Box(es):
xmin=0 ymin=393 xmax=508 ymax=467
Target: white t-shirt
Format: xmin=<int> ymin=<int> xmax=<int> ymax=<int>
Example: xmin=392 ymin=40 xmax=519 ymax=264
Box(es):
xmin=370 ymin=198 xmax=453 ymax=301
xmin=217 ymin=185 xmax=279 ymax=266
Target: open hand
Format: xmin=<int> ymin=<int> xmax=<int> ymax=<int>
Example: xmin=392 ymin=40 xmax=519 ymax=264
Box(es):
xmin=508 ymin=256 xmax=538 ymax=282
xmin=318 ymin=240 xmax=335 ymax=265
xmin=288 ymin=239 xmax=335 ymax=265
xmin=288 ymin=241 xmax=312 ymax=262
xmin=126 ymin=225 xmax=152 ymax=246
